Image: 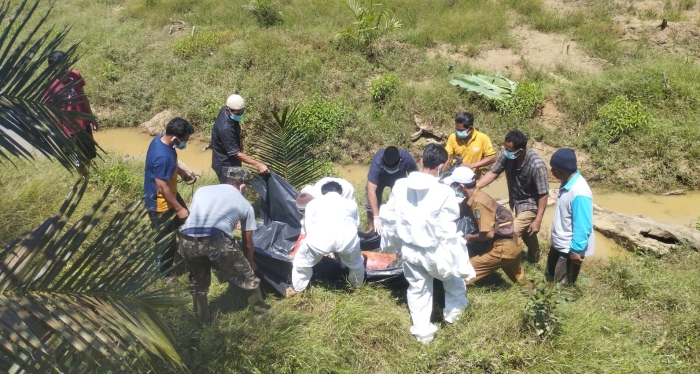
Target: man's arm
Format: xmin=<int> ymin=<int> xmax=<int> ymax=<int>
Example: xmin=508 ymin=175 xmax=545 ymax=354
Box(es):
xmin=366 ymin=181 xmax=380 ymax=217
xmin=528 ymin=193 xmax=549 ymax=235
xmin=155 ymin=178 xmax=188 ymax=219
xmin=465 ymin=155 xmax=496 ymax=169
xmin=568 ymin=195 xmax=593 ymax=264
xmin=234 ymin=152 xmax=270 ymax=174
xmin=476 ymin=170 xmax=499 ymax=189
xmin=466 ymin=230 xmax=494 ymax=244
xmin=241 ymin=230 xmax=257 ymax=271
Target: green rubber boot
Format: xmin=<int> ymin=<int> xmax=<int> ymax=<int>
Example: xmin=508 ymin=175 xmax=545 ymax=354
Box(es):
xmin=193 ymin=293 xmax=211 ymax=324
xmin=245 ymin=287 xmax=272 ymax=315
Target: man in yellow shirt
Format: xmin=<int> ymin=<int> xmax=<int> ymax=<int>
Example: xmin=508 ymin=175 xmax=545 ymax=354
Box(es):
xmin=445 ymin=112 xmax=496 ymax=180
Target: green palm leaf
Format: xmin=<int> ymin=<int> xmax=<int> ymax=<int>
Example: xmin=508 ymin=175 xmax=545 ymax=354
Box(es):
xmin=0 ymin=180 xmax=189 ymax=373
xmin=0 ymin=0 xmax=98 ymax=172
xmin=252 ymin=106 xmax=328 ymax=189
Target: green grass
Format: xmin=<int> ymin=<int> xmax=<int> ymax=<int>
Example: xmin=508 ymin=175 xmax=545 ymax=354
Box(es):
xmin=21 ymin=0 xmax=700 ymax=194
xmin=2 ymin=153 xmax=700 ymax=373
xmin=157 ymin=248 xmax=700 ymax=373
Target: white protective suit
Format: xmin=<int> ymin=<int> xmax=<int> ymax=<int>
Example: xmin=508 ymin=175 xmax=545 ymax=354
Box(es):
xmin=303 ymin=177 xmax=356 ymax=201
xmin=379 ymin=171 xmax=476 ymax=343
xmin=292 ymin=191 xmax=365 ymax=291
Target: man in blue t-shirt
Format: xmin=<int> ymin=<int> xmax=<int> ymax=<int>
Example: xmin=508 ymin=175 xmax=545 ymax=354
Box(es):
xmin=365 ymin=146 xmax=418 ymax=233
xmin=144 ymin=117 xmax=195 ymax=280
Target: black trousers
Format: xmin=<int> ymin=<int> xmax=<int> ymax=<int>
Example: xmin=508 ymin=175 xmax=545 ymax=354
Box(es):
xmin=546 ymin=247 xmax=584 ymax=284
xmin=148 ymin=193 xmax=187 ymax=277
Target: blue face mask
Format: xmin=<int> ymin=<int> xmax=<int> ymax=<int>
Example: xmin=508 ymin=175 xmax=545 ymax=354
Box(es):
xmin=452 ymin=187 xmax=464 ymax=199
xmin=503 ymin=149 xmax=520 ymax=160
xmin=229 ymin=114 xmax=244 ymax=122
xmin=384 ymin=167 xmax=400 ymax=174
xmin=175 ymin=141 xmax=187 ymax=150
xmin=456 ymin=129 xmax=471 ymax=139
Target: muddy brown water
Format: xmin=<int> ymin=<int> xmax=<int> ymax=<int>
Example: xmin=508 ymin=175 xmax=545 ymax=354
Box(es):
xmin=95 ymin=128 xmax=700 ymax=259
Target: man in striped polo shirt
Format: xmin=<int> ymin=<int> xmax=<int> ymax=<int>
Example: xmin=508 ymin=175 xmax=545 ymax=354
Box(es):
xmin=548 ymin=148 xmax=594 ymax=284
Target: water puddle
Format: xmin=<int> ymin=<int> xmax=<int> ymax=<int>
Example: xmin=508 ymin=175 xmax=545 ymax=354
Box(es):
xmin=332 ymin=163 xmax=700 ymax=259
xmin=93 ymin=129 xmax=700 ymax=259
xmin=93 ymin=128 xmax=213 ymax=174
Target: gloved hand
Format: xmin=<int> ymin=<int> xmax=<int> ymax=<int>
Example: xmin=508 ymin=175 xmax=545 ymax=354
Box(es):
xmin=373 ymin=216 xmax=383 ymax=235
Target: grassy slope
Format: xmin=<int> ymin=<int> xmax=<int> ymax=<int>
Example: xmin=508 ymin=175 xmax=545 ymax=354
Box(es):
xmin=36 ymin=0 xmax=700 ymax=191
xmin=2 ymin=158 xmax=698 ymax=373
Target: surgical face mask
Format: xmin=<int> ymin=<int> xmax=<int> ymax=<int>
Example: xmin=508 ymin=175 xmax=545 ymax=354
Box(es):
xmin=172 ymin=137 xmax=187 ymax=150
xmin=229 ymin=113 xmax=244 ymax=122
xmin=456 ymin=128 xmax=472 ymax=139
xmin=503 ymin=149 xmax=521 ymax=160
xmin=384 ymin=166 xmax=400 ymax=174
xmin=452 ymin=186 xmax=464 ymax=199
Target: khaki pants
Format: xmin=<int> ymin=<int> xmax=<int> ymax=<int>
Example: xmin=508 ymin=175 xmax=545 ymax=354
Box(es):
xmin=514 ymin=210 xmax=540 ymax=263
xmin=467 ymin=237 xmax=526 ymax=284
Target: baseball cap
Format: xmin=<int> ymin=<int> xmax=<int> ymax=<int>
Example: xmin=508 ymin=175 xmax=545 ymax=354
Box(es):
xmin=226 ymin=94 xmax=245 ymax=110
xmin=382 ymin=146 xmax=400 ymax=168
xmin=450 ymin=167 xmax=476 ymax=185
xmin=223 ymin=166 xmax=252 ymax=184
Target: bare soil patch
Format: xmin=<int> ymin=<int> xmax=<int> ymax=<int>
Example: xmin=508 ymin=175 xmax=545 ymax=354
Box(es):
xmin=615 ymin=15 xmax=700 ymax=59
xmin=537 ymin=100 xmax=569 ymax=131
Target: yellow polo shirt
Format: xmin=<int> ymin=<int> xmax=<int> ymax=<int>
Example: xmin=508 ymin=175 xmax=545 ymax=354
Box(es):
xmin=445 ymin=130 xmax=495 ymax=179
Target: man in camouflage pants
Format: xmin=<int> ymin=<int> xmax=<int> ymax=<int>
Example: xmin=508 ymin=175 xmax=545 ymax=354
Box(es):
xmin=179 ymin=166 xmax=271 ymax=322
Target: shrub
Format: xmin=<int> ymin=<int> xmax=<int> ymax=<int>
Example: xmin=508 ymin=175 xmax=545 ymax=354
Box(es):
xmin=495 ymin=82 xmax=545 ymax=119
xmin=294 ymin=95 xmax=352 ymax=146
xmin=336 ymin=0 xmax=403 ymax=56
xmin=521 ymin=283 xmax=566 ymax=340
xmin=591 ymin=95 xmax=651 ymax=143
xmin=90 ymin=156 xmax=144 ymax=200
xmin=242 ymin=0 xmax=282 ymax=28
xmin=171 ymin=30 xmax=234 ymax=59
xmin=99 ymin=61 xmax=120 ymax=83
xmin=370 ymin=73 xmax=399 ymax=103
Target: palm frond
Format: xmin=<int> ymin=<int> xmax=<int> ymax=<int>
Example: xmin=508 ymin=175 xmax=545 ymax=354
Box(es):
xmin=253 ymin=106 xmax=328 ymax=189
xmin=0 ymin=180 xmax=189 ymax=373
xmin=0 ymin=0 xmax=98 ymax=172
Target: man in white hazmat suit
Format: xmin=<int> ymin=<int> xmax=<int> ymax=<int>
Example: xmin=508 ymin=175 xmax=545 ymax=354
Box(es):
xmin=291 ymin=181 xmax=365 ymax=292
xmin=379 ymin=143 xmax=476 ymax=343
xmin=300 ymin=176 xmax=355 ymax=202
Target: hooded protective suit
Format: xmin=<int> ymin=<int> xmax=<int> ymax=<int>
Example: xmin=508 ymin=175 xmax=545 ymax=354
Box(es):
xmin=292 ymin=191 xmax=365 ymax=291
xmin=302 ymin=177 xmax=356 ymax=202
xmin=379 ymin=171 xmax=476 ymax=343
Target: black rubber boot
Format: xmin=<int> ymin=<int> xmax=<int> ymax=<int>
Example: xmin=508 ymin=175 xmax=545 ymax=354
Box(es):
xmin=245 ymin=287 xmax=272 ymax=315
xmin=193 ymin=293 xmax=211 ymax=323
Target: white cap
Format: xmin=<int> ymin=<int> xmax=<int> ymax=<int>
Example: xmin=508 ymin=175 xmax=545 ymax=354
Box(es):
xmin=226 ymin=94 xmax=245 ymax=110
xmin=450 ymin=167 xmax=476 ymax=185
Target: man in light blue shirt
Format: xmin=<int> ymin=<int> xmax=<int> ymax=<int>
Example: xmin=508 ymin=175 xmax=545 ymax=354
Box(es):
xmin=548 ymin=148 xmax=594 ymax=284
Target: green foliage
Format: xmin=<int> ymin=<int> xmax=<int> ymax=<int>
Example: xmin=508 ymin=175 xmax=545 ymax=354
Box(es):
xmin=495 ymin=82 xmax=545 ymax=119
xmin=252 ymin=107 xmax=330 ymax=189
xmin=294 ymin=95 xmax=352 ymax=147
xmin=604 ymin=259 xmax=650 ymax=299
xmin=242 ymin=0 xmax=282 ymax=27
xmin=591 ymin=96 xmax=652 ymax=143
xmin=171 ymin=30 xmax=234 ymax=59
xmin=337 ymin=0 xmax=403 ymax=55
xmin=199 ymin=95 xmax=222 ymax=139
xmin=521 ymin=283 xmax=566 ymax=339
xmin=370 ymin=73 xmax=399 ymax=102
xmin=0 ymin=180 xmax=188 ymax=372
xmin=99 ymin=60 xmax=120 ymax=83
xmin=450 ymin=73 xmax=518 ymax=101
xmin=90 ymin=154 xmax=144 ymax=200
xmin=695 ymin=216 xmax=700 ymax=231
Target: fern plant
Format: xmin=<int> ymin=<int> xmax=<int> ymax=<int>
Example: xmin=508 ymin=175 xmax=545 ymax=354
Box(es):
xmin=252 ymin=107 xmax=329 ymax=189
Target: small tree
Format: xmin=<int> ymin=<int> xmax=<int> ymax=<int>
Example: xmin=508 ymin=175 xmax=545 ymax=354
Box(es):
xmin=336 ymin=0 xmax=402 ymax=57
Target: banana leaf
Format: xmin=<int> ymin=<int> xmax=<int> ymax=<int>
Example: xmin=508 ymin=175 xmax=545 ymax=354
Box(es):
xmin=450 ymin=73 xmax=518 ymax=101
